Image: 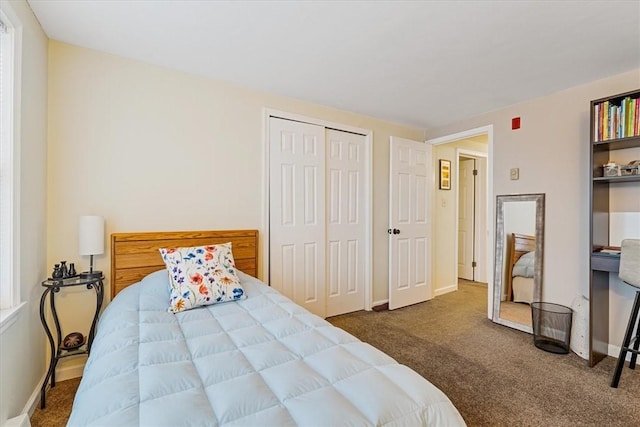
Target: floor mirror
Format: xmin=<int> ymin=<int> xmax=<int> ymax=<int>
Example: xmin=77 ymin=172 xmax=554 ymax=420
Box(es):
xmin=493 ymin=193 xmax=545 ymax=333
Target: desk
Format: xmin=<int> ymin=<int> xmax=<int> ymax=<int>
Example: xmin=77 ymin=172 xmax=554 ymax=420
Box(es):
xmin=39 ymin=276 xmax=104 ymax=409
xmin=589 ymin=253 xmax=620 ymax=366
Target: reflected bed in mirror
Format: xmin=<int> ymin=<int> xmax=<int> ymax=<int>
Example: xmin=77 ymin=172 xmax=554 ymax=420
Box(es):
xmin=493 ymin=194 xmax=545 ymax=334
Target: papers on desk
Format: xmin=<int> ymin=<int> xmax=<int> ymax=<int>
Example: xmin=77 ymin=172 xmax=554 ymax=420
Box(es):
xmin=599 ymin=248 xmax=621 ymax=255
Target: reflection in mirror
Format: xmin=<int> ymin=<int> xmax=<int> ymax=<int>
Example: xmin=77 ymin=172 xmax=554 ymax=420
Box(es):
xmin=493 ymin=194 xmax=545 ymax=334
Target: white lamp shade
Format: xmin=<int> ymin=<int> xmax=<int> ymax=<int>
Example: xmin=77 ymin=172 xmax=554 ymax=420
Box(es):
xmin=79 ymin=216 xmax=105 ymax=256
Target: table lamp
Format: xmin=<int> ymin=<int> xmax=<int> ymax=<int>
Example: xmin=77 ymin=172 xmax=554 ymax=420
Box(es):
xmin=79 ymin=215 xmax=104 ymax=279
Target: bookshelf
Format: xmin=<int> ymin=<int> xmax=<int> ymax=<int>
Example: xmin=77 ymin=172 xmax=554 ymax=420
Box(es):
xmin=589 ymin=88 xmax=640 ymax=367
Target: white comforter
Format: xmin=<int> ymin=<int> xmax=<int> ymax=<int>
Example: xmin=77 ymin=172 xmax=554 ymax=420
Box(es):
xmin=68 ymin=270 xmax=465 ymax=426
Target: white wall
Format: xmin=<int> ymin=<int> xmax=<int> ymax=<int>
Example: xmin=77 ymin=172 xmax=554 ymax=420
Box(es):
xmin=47 ymin=41 xmax=425 ymax=376
xmin=0 ymin=0 xmax=48 ymax=422
xmin=433 ymin=138 xmax=488 ymax=293
xmin=428 ymin=69 xmax=640 ymax=355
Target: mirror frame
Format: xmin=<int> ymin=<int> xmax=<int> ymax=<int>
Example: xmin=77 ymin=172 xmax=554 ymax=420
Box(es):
xmin=492 ymin=193 xmax=545 ymax=333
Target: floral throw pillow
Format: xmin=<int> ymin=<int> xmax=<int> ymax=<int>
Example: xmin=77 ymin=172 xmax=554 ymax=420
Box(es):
xmin=159 ymin=243 xmax=246 ymax=313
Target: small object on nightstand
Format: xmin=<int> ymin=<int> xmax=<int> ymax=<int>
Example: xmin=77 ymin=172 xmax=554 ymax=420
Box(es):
xmin=60 ymin=261 xmax=68 ymax=278
xmin=61 ymin=332 xmax=85 ymax=350
xmin=51 ymin=264 xmax=63 ymax=279
xmin=68 ymin=263 xmax=77 ymax=277
xmin=51 ymin=264 xmax=62 ymax=279
xmin=80 ymin=270 xmax=102 ymax=279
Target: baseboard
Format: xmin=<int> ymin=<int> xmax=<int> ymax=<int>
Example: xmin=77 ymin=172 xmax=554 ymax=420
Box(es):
xmin=55 ymin=363 xmax=85 ymax=382
xmin=3 ymin=414 xmax=29 ymax=427
xmin=22 ymin=371 xmax=47 ymax=418
xmin=608 ymin=343 xmax=634 ymax=362
xmin=21 ymin=363 xmax=84 ymax=419
xmin=434 ymin=283 xmax=458 ymax=297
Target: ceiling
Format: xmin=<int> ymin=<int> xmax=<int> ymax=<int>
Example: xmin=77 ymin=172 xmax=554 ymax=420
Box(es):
xmin=27 ymin=1 xmax=640 ymax=130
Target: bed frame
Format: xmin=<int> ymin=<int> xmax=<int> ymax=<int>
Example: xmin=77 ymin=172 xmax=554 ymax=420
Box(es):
xmin=505 ymin=233 xmax=535 ymax=301
xmin=110 ymin=229 xmax=258 ymax=298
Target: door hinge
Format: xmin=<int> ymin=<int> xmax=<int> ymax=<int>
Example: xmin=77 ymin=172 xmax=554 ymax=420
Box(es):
xmin=472 ymin=261 xmax=477 ymax=267
xmin=473 ymin=169 xmax=478 ymax=176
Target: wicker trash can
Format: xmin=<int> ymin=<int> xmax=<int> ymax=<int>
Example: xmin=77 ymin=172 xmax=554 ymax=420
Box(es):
xmin=531 ymin=302 xmax=573 ymax=354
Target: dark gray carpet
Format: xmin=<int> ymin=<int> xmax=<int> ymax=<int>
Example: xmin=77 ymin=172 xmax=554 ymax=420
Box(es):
xmin=328 ymin=281 xmax=640 ymax=426
xmin=31 ymin=377 xmax=80 ymax=427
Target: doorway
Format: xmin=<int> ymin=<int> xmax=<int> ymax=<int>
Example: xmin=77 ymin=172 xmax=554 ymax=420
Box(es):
xmin=457 ymin=150 xmax=488 ymax=283
xmin=426 ymin=125 xmax=493 ymax=319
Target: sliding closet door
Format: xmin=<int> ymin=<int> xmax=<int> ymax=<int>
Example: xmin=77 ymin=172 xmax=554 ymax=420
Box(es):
xmin=269 ymin=118 xmax=326 ymax=317
xmin=326 ymin=129 xmax=366 ymax=317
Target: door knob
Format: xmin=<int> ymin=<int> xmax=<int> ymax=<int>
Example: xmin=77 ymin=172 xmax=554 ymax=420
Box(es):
xmin=393 ymin=228 xmax=400 ymax=235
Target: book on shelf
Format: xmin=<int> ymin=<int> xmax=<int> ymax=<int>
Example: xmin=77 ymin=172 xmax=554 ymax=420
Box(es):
xmin=596 ymin=103 xmax=600 ymax=141
xmin=632 ymin=97 xmax=637 ymax=136
xmin=593 ymin=95 xmax=640 ymax=142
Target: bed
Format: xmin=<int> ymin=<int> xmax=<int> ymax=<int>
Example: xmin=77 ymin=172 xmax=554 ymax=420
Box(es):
xmin=68 ymin=229 xmax=465 ymax=426
xmin=505 ymin=233 xmax=536 ymax=304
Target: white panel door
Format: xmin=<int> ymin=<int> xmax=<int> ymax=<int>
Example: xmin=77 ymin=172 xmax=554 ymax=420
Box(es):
xmin=269 ymin=118 xmax=326 ymax=317
xmin=388 ymin=137 xmax=432 ymax=310
xmin=326 ymin=129 xmax=366 ymax=317
xmin=474 ymin=157 xmax=488 ymax=283
xmin=458 ymin=158 xmax=474 ymax=280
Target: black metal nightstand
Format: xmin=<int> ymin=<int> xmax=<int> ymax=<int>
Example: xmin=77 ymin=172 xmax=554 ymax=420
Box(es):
xmin=39 ymin=275 xmax=104 ymax=409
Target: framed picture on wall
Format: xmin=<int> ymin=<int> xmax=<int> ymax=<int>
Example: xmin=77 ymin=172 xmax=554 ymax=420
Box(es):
xmin=439 ymin=159 xmax=451 ymax=190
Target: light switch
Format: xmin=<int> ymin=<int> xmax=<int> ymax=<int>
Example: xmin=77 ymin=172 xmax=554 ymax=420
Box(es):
xmin=441 ymin=198 xmax=446 ymax=207
xmin=510 ymin=168 xmax=519 ymax=180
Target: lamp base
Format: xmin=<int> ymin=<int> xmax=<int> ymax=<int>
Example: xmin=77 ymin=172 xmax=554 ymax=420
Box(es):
xmin=80 ymin=271 xmax=103 ymax=279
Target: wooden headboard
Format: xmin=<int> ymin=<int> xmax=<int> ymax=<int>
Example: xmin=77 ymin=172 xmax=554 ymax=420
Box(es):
xmin=505 ymin=233 xmax=536 ymax=301
xmin=110 ymin=229 xmax=258 ymax=298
